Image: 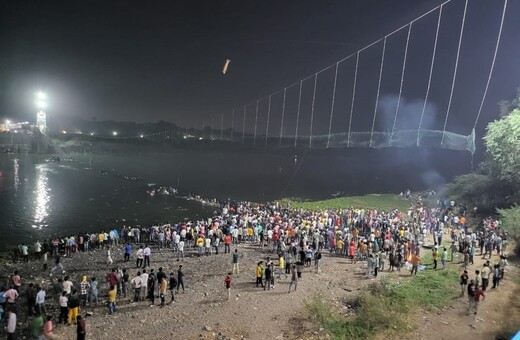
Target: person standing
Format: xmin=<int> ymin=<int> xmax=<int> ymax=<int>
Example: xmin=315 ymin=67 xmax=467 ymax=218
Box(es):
xmin=107 ymin=285 xmax=117 ymax=314
xmin=76 ymin=315 xmax=86 ymax=340
xmin=124 ymin=243 xmax=132 ymax=262
xmin=159 ymin=276 xmax=167 ymax=307
xmin=35 ymin=286 xmax=47 ymax=316
xmin=288 ymin=265 xmax=298 ymax=293
xmin=168 ymin=272 xmax=177 ymax=304
xmin=141 ymin=270 xmax=148 ymax=302
xmin=232 ymin=249 xmax=240 ymax=276
xmin=131 ymin=272 xmax=142 ymax=302
xmin=466 ymin=280 xmax=476 ymax=316
xmin=441 ymin=248 xmax=448 ymax=269
xmin=31 ymin=312 xmax=44 ymax=339
xmin=411 ymin=254 xmax=420 ymax=276
xmin=256 ymin=262 xmax=265 ymax=288
xmin=136 ymin=246 xmax=144 ymax=268
xmin=432 ymin=247 xmax=439 ymax=270
xmin=314 ymin=250 xmax=322 ymax=273
xmin=143 ymin=245 xmax=151 ymax=268
xmin=177 ymin=265 xmax=185 ymax=293
xmin=481 ymin=263 xmax=491 ymax=291
xmin=278 ymin=253 xmax=288 ymax=278
xmin=224 ymin=234 xmax=232 ymax=253
xmin=224 ymin=272 xmax=232 ymax=300
xmin=67 ymin=289 xmax=80 ymax=325
xmin=473 ymin=285 xmax=485 ymax=315
xmin=492 ymin=264 xmax=501 ymax=289
xmin=460 ymin=270 xmax=469 ymax=297
xmin=43 ymin=314 xmax=58 ymax=339
xmin=264 ymin=264 xmax=272 ymax=290
xmin=177 ymin=239 xmax=185 ymax=261
xmin=58 ymin=291 xmax=68 ymax=324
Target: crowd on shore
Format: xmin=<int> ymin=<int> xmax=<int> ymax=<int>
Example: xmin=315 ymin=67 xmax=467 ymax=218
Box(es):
xmin=0 ymin=195 xmax=511 ymax=339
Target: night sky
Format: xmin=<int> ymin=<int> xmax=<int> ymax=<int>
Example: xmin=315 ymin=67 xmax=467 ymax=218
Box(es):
xmin=1 ymin=0 xmax=519 ymax=138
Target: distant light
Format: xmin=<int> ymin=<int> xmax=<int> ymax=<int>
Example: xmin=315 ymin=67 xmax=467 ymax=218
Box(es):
xmin=112 ymin=131 xmax=118 ymax=136
xmin=183 ymin=136 xmax=187 ymax=139
xmin=90 ymin=132 xmax=95 ymax=136
xmin=5 ymin=120 xmax=10 ymax=124
xmin=77 ymin=131 xmax=82 ymax=134
xmin=139 ymin=134 xmax=144 ymax=138
xmin=199 ymin=137 xmax=203 ymax=140
xmin=36 ymin=92 xmax=46 ymax=100
xmin=62 ymin=130 xmax=67 ymax=134
xmin=36 ymin=101 xmax=47 ymax=109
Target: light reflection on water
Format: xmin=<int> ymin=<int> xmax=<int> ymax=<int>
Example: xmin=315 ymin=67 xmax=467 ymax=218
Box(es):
xmin=13 ymin=158 xmax=19 ymax=190
xmin=33 ymin=164 xmax=51 ymax=229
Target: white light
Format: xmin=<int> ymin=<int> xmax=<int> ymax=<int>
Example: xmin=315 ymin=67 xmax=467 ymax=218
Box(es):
xmin=62 ymin=130 xmax=67 ymax=134
xmin=183 ymin=135 xmax=187 ymax=139
xmin=90 ymin=132 xmax=95 ymax=136
xmin=36 ymin=92 xmax=46 ymax=100
xmin=139 ymin=134 xmax=144 ymax=138
xmin=199 ymin=137 xmax=203 ymax=140
xmin=36 ymin=100 xmax=47 ymax=109
xmin=112 ymin=131 xmax=118 ymax=136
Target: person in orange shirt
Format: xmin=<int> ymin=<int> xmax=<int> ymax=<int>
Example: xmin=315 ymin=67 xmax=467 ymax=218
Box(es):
xmin=411 ymin=254 xmax=421 ymax=276
xmin=224 ymin=234 xmax=232 ymax=253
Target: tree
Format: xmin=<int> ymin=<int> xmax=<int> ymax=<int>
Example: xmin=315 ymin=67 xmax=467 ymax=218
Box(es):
xmin=483 ymin=108 xmax=520 ymax=184
xmin=496 ymin=205 xmax=520 ymax=256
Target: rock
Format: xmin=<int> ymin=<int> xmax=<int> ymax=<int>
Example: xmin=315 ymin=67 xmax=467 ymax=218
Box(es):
xmin=203 ymin=326 xmax=212 ymax=331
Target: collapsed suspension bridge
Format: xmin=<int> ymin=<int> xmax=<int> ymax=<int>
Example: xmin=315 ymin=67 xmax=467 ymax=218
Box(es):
xmin=198 ymin=0 xmax=509 ymax=155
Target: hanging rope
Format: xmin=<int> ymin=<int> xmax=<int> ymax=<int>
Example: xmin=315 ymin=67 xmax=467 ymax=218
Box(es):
xmin=202 ymin=121 xmax=205 ymax=139
xmin=309 ymin=74 xmax=318 ymax=148
xmin=253 ymin=100 xmax=259 ymax=145
xmin=210 ymin=119 xmax=214 ymax=140
xmin=279 ymin=88 xmax=287 ymax=147
xmin=347 ymin=52 xmax=360 ymax=148
xmin=390 ymin=23 xmax=413 ymax=145
xmin=370 ymin=37 xmax=387 ymax=148
xmin=441 ymin=0 xmax=468 ymax=146
xmin=327 ymin=62 xmax=339 ymax=148
xmin=294 ymin=80 xmax=303 ymax=147
xmin=417 ymin=5 xmax=443 ymax=147
xmin=265 ymin=94 xmax=272 ymax=147
xmin=474 ymin=0 xmax=508 ymax=130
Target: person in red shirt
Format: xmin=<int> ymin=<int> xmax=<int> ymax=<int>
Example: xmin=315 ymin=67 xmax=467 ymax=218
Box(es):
xmin=224 ymin=273 xmax=232 ymax=300
xmin=44 ymin=315 xmax=57 ymax=339
xmin=224 ymin=234 xmax=232 ymax=253
xmin=473 ymin=285 xmax=485 ymax=315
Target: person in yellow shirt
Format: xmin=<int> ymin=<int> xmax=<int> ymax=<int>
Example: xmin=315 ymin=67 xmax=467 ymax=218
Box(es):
xmin=432 ymin=247 xmax=439 ymax=270
xmin=196 ymin=236 xmax=204 ymax=257
xmin=411 ymin=254 xmax=421 ymax=276
xmin=107 ymin=285 xmax=117 ymax=314
xmin=337 ymin=239 xmax=344 ymax=255
xmin=256 ymin=261 xmax=265 ymax=288
xmin=98 ymin=232 xmax=105 ymax=249
xmin=278 ymin=255 xmax=287 ymax=279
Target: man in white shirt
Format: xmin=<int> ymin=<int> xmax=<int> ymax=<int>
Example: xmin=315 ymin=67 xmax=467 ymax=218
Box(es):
xmin=140 ymin=270 xmax=148 ymax=302
xmin=62 ymin=277 xmax=73 ymax=295
xmin=131 ymin=272 xmax=143 ymax=302
xmin=143 ymin=245 xmax=151 ymax=268
xmin=136 ymin=246 xmax=144 ymax=268
xmin=36 ymin=286 xmax=47 ymax=315
xmin=177 ymin=240 xmax=185 ymax=261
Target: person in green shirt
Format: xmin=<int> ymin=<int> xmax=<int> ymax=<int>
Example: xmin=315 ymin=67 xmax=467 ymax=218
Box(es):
xmin=31 ymin=312 xmax=44 ymax=339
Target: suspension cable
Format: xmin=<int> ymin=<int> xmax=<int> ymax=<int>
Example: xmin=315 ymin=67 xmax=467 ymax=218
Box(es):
xmin=441 ymin=0 xmax=468 ymax=146
xmin=279 ymin=88 xmax=287 ymax=147
xmin=253 ymin=100 xmax=259 ymax=145
xmin=417 ymin=5 xmax=443 ymax=146
xmin=265 ymin=94 xmax=272 ymax=147
xmin=391 ymin=23 xmax=413 ymax=145
xmin=370 ymin=37 xmax=387 ymax=148
xmin=327 ymin=62 xmax=339 ymax=148
xmin=347 ymin=52 xmax=359 ymax=148
xmin=474 ymin=0 xmax=508 ymax=130
xmin=309 ymin=73 xmax=318 ymax=148
xmin=294 ymin=80 xmax=303 ymax=147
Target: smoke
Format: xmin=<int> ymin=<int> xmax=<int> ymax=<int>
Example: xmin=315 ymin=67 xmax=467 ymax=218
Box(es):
xmin=377 ymin=94 xmax=438 ymax=131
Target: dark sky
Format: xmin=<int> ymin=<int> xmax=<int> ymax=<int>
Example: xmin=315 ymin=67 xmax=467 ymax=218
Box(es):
xmin=0 ymin=0 xmax=518 ymax=138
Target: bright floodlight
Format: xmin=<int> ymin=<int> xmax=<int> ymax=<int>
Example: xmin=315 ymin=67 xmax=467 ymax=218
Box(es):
xmin=36 ymin=100 xmax=47 ymax=109
xmin=90 ymin=132 xmax=95 ymax=136
xmin=5 ymin=120 xmax=10 ymax=124
xmin=112 ymin=131 xmax=118 ymax=136
xmin=139 ymin=134 xmax=144 ymax=138
xmin=36 ymin=92 xmax=46 ymax=100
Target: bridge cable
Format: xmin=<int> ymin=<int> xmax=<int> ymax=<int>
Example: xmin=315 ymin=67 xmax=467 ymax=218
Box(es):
xmin=279 ymin=88 xmax=287 ymax=147
xmin=347 ymin=52 xmax=360 ymax=148
xmin=473 ymin=0 xmax=508 ymax=130
xmin=309 ymin=74 xmax=318 ymax=148
xmin=417 ymin=5 xmax=443 ymax=147
xmin=441 ymin=0 xmax=468 ymax=146
xmin=327 ymin=62 xmax=339 ymax=148
xmin=370 ymin=37 xmax=387 ymax=147
xmin=294 ymin=80 xmax=303 ymax=147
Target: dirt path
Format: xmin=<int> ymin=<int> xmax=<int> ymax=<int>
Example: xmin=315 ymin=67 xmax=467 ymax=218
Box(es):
xmin=2 ymin=238 xmax=517 ymax=340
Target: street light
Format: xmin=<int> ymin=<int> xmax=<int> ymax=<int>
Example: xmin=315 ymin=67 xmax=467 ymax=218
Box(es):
xmin=36 ymin=92 xmax=46 ymax=100
xmin=112 ymin=131 xmax=118 ymax=136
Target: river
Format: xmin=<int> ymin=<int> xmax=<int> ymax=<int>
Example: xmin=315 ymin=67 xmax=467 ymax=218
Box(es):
xmin=0 ymin=146 xmax=471 ymax=249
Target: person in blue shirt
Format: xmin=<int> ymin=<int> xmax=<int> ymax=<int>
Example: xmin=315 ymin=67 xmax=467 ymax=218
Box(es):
xmin=124 ymin=243 xmax=132 ymax=262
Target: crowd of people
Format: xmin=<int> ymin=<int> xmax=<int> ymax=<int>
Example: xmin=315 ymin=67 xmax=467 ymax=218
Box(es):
xmin=0 ymin=195 xmax=512 ymax=339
